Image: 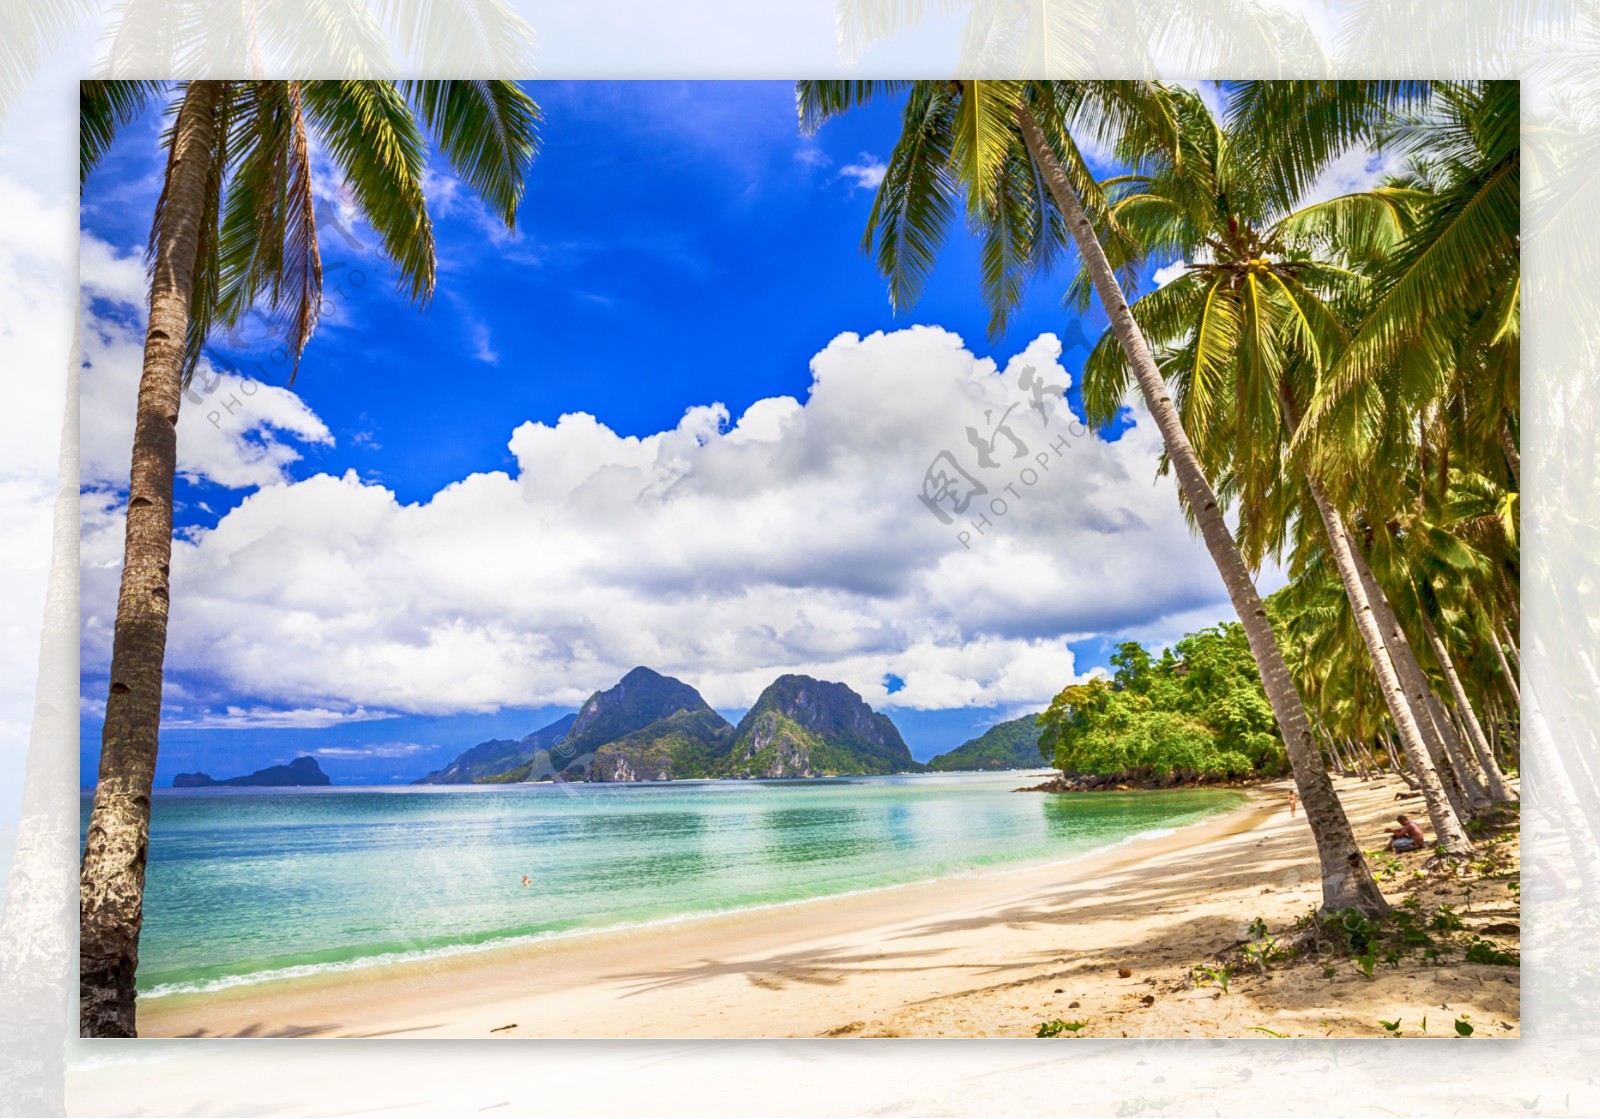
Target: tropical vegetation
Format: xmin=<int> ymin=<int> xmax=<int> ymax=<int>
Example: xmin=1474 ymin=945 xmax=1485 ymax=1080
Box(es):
xmin=925 ymin=714 xmax=1048 ymax=771
xmin=1039 ymin=627 xmax=1284 ymax=784
xmin=802 ymin=78 xmax=1519 ymax=916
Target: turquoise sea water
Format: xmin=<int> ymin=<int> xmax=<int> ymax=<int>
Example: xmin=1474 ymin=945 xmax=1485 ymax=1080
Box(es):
xmin=87 ymin=773 xmax=1245 ymax=998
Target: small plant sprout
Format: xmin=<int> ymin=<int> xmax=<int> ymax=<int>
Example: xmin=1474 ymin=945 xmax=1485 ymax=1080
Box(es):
xmin=1455 ymin=1015 xmax=1475 ymax=1037
xmin=1195 ymin=965 xmax=1233 ymax=994
xmin=1378 ymin=1017 xmax=1402 ymax=1036
xmin=1037 ymin=1018 xmax=1088 ymax=1037
xmin=1248 ymin=1026 xmax=1286 ymax=1037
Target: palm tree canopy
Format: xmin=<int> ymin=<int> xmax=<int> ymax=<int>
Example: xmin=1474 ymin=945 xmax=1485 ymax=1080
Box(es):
xmin=796 ymin=79 xmax=1179 ymax=339
xmin=83 ymin=78 xmax=541 ymax=381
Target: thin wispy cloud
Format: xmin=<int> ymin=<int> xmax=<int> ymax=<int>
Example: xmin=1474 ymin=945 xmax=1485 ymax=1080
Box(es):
xmin=314 ymin=742 xmax=437 ymax=759
xmin=471 ymin=321 xmax=498 ymax=365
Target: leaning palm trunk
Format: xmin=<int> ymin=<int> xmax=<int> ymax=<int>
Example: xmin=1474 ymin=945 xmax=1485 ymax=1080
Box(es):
xmin=1490 ymin=624 xmax=1520 ymax=704
xmin=1322 ymin=729 xmax=1348 ymax=776
xmin=1013 ymin=105 xmax=1389 ymax=917
xmin=1347 ymin=736 xmax=1372 ymax=780
xmin=1305 ymin=481 xmax=1473 ymax=852
xmin=1500 ymin=622 xmax=1521 ymax=674
xmin=79 ymin=80 xmax=223 ymax=1038
xmin=1498 ymin=419 xmax=1520 ymax=486
xmin=1425 ymin=689 xmax=1491 ymax=810
xmin=1384 ymin=734 xmax=1419 ymax=788
xmin=1345 ymin=542 xmax=1480 ymax=838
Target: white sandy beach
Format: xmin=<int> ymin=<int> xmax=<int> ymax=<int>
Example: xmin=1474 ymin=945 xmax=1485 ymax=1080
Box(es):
xmin=137 ymin=775 xmax=1518 ymax=1039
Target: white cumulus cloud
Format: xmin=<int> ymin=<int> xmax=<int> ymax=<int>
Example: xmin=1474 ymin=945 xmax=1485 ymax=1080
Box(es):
xmin=78 ymin=235 xmax=335 ymax=491
xmin=82 ymin=326 xmax=1237 ymax=723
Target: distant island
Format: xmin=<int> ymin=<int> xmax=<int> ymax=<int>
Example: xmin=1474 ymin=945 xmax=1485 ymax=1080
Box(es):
xmin=417 ymin=666 xmax=923 ymax=784
xmin=925 ymin=714 xmax=1047 ymax=771
xmin=173 ymin=756 xmax=331 ymax=788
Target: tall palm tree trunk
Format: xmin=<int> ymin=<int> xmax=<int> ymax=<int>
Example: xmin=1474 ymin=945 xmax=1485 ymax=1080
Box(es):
xmin=79 ymin=79 xmax=223 ymax=1038
xmin=1424 ymin=688 xmax=1490 ymax=810
xmin=1500 ymin=622 xmax=1521 ymax=674
xmin=1013 ymin=104 xmax=1388 ymax=917
xmin=1490 ymin=624 xmax=1520 ymax=704
xmin=1487 ymin=699 xmax=1507 ymax=769
xmin=1345 ymin=542 xmax=1480 ymax=839
xmin=1320 ymin=727 xmax=1347 ymax=776
xmin=1384 ymin=733 xmax=1418 ymax=788
xmin=1497 ymin=418 xmax=1519 ymax=486
xmin=1305 ymin=482 xmax=1473 ymax=851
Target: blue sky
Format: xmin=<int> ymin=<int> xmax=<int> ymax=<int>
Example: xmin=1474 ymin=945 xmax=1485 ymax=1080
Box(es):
xmin=78 ymin=80 xmax=1247 ymax=784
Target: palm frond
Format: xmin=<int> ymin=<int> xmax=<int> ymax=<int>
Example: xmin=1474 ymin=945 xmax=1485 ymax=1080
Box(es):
xmin=81 ymin=79 xmax=165 ymax=187
xmin=215 ymin=81 xmax=324 ymax=380
xmin=1225 ymin=79 xmax=1430 ymax=214
xmin=401 ymin=80 xmax=540 ymax=227
xmin=973 ymin=134 xmax=1067 ymax=338
xmin=860 ymin=82 xmax=959 ymax=313
xmin=1272 ymin=187 xmax=1423 ymax=265
xmin=301 ymin=79 xmax=435 ymax=304
xmin=796 ymin=79 xmax=912 ymax=134
xmin=950 ymin=80 xmax=1025 ymax=212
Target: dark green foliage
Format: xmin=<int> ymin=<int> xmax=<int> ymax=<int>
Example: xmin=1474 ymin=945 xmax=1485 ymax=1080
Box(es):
xmin=1465 ymin=939 xmax=1517 ymax=966
xmin=1036 ymin=624 xmax=1285 ymax=782
xmin=925 ymin=713 xmax=1046 ymax=771
xmin=1325 ymin=907 xmax=1379 ymax=954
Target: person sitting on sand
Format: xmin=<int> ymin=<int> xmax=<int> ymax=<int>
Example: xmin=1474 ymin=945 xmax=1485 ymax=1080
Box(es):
xmin=1383 ymin=815 xmax=1427 ymax=852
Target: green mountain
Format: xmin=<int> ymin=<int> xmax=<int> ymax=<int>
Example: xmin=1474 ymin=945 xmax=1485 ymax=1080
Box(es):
xmin=455 ymin=669 xmax=916 ymax=783
xmin=413 ymin=713 xmax=577 ymax=784
xmin=494 ymin=667 xmax=734 ymax=783
xmin=925 ymin=713 xmax=1047 ymax=771
xmin=589 ymin=707 xmax=736 ymax=782
xmin=721 ymin=675 xmax=918 ymax=778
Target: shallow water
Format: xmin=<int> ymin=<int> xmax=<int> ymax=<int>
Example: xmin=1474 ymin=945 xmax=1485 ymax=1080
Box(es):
xmin=83 ymin=772 xmax=1245 ymax=997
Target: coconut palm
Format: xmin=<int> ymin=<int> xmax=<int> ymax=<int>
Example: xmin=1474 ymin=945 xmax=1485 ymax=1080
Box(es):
xmin=1073 ymin=87 xmax=1476 ymax=852
xmin=1297 ymin=81 xmax=1520 ymax=483
xmin=796 ymin=78 xmax=1390 ymax=917
xmin=77 ymin=78 xmax=540 ymax=1037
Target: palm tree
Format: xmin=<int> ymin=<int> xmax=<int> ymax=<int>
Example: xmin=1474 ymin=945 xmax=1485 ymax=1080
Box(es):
xmin=77 ymin=78 xmax=540 ymax=1037
xmin=1072 ymin=87 xmax=1476 ymax=853
xmin=796 ymin=79 xmax=1390 ymax=917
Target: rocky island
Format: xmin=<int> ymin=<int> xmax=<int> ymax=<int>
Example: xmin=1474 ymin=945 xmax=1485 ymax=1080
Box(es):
xmin=924 ymin=713 xmax=1047 ymax=771
xmin=420 ymin=666 xmax=923 ymax=784
xmin=173 ymin=755 xmax=332 ymax=788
